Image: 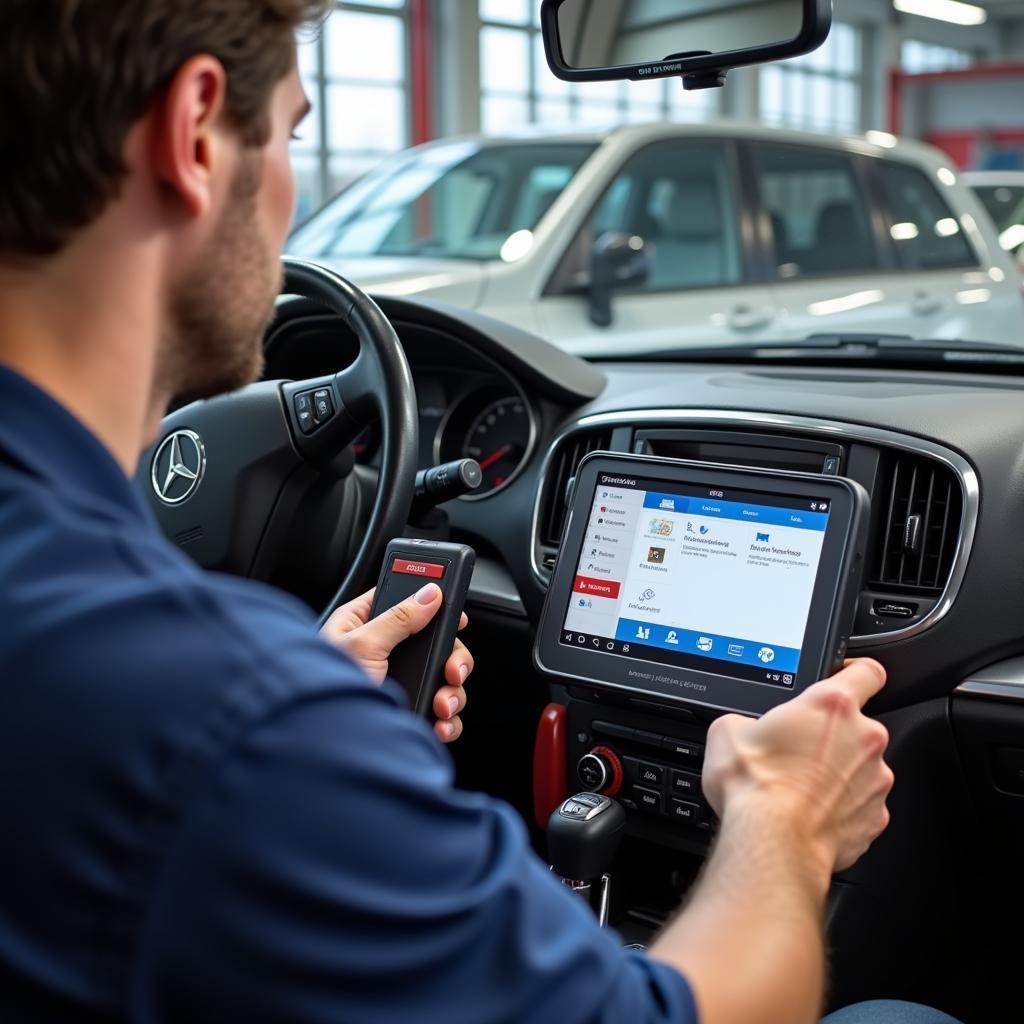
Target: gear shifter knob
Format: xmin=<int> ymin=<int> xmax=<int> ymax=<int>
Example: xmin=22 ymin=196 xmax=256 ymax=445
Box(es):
xmin=547 ymin=793 xmax=626 ymax=884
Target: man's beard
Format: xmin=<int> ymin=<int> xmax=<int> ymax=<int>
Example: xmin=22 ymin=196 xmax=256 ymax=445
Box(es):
xmin=156 ymin=153 xmax=282 ymax=408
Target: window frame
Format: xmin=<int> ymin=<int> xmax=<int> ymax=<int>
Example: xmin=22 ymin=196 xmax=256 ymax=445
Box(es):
xmin=543 ymin=137 xmax=754 ymax=299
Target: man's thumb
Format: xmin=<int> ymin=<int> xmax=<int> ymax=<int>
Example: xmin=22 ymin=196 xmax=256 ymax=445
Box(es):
xmin=368 ymin=583 xmax=443 ymax=654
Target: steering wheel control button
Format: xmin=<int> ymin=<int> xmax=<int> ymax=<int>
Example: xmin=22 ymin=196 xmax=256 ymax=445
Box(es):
xmin=670 ymin=800 xmax=701 ymax=825
xmin=634 ymin=786 xmax=663 ymax=814
xmin=391 ymin=558 xmax=445 ymax=580
xmin=312 ymin=389 xmax=334 ymax=425
xmin=671 ymin=769 xmax=701 ymax=797
xmin=294 ymin=393 xmax=315 ymax=434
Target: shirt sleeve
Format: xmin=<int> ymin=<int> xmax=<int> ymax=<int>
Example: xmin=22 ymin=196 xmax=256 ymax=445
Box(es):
xmin=131 ymin=680 xmax=697 ymax=1024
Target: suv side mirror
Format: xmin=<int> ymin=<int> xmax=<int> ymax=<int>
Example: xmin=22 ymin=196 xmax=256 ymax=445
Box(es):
xmin=589 ymin=232 xmax=649 ymax=328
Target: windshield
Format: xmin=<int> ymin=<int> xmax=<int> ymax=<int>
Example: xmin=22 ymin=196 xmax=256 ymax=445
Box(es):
xmin=288 ymin=141 xmax=597 ymax=262
xmin=973 ymin=184 xmax=1024 ymax=254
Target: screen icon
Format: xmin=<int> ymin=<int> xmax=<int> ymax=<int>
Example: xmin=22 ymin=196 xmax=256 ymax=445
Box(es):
xmin=700 ymin=525 xmax=710 ymax=535
xmin=771 ymin=673 xmax=781 ymax=682
xmin=635 ymin=625 xmax=651 ymax=641
xmin=639 ymin=588 xmax=656 ymax=602
xmin=592 ymin=639 xmax=600 ymax=648
xmin=696 ymin=636 xmax=713 ymax=652
xmin=757 ymin=646 xmax=776 ymax=664
xmin=782 ymin=674 xmax=794 ymax=685
xmin=727 ymin=643 xmax=744 ymax=658
xmin=756 ymin=532 xmax=770 ymax=543
xmin=606 ymin=642 xmax=615 ymax=651
xmin=666 ymin=630 xmax=679 ymax=645
xmin=647 ymin=546 xmax=666 ymax=564
xmin=577 ymin=635 xmax=586 ymax=644
xmin=622 ymin=645 xmax=630 ymax=653
xmin=659 ymin=497 xmax=676 ymax=511
xmin=564 ymin=632 xmax=574 ymax=643
xmin=648 ymin=518 xmax=674 ymax=537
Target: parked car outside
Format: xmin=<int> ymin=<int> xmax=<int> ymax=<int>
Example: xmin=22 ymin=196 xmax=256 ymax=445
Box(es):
xmin=288 ymin=122 xmax=1023 ymax=356
xmin=964 ymin=170 xmax=1024 ymax=271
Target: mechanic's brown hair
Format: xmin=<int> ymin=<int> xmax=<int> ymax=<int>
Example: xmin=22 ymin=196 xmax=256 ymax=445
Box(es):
xmin=0 ymin=0 xmax=331 ymax=260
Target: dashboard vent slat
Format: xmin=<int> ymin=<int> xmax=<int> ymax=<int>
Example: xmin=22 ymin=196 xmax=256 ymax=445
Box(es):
xmin=871 ymin=452 xmax=961 ymax=595
xmin=540 ymin=427 xmax=614 ymax=549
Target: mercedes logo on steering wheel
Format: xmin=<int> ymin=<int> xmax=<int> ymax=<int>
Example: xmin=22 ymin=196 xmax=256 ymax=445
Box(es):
xmin=151 ymin=429 xmax=206 ymax=505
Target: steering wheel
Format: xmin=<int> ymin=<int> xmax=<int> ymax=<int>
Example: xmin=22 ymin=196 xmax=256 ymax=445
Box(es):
xmin=138 ymin=257 xmax=419 ymax=621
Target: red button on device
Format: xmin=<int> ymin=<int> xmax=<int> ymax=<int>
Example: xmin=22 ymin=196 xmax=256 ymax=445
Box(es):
xmin=573 ymin=575 xmax=621 ymax=599
xmin=392 ymin=558 xmax=445 ymax=579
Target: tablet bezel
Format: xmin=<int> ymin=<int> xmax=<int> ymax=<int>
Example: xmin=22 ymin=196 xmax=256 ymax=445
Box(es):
xmin=533 ymin=453 xmax=869 ymax=717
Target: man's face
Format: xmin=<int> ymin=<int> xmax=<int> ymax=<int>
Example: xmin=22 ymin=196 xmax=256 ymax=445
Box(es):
xmin=158 ymin=61 xmax=309 ymax=406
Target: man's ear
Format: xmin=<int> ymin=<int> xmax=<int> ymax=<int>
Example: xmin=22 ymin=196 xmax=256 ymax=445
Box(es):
xmin=154 ymin=55 xmax=230 ymax=219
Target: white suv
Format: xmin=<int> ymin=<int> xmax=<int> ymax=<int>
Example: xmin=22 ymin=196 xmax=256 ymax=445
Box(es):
xmin=288 ymin=123 xmax=1022 ymax=356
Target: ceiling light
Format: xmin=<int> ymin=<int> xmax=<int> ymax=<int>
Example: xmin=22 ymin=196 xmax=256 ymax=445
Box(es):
xmin=894 ymin=0 xmax=987 ymax=27
xmin=500 ymin=229 xmax=534 ymax=263
xmin=935 ymin=218 xmax=960 ymax=237
xmin=937 ymin=168 xmax=957 ymax=187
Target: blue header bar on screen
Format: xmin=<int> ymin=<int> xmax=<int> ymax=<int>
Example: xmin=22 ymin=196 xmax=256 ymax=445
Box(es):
xmin=642 ymin=492 xmax=828 ymax=532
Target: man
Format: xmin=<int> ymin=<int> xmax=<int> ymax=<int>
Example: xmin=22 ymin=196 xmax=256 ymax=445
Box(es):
xmin=0 ymin=3 xmax=959 ymax=1022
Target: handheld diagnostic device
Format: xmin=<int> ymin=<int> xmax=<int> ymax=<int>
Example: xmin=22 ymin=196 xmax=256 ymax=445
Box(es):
xmin=370 ymin=539 xmax=475 ymax=719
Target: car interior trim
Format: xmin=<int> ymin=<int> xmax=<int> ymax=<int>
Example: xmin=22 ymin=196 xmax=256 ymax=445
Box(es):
xmin=530 ymin=408 xmax=979 ymax=648
xmin=467 ymin=556 xmax=527 ymax=617
xmin=955 ymin=657 xmax=1024 ymax=702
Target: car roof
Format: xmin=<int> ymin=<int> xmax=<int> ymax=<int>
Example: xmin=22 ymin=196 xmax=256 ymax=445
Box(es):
xmin=962 ymin=170 xmax=1024 ymax=186
xmin=436 ymin=120 xmax=956 ymax=170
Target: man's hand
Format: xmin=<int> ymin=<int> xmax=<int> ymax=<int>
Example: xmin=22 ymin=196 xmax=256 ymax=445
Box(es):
xmin=320 ymin=584 xmax=474 ymax=744
xmin=702 ymin=658 xmax=894 ymax=877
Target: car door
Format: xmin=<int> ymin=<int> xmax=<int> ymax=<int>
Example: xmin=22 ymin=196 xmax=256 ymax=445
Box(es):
xmin=871 ymin=159 xmax=1012 ymax=344
xmin=748 ymin=141 xmax=910 ymax=342
xmin=537 ymin=138 xmax=776 ymax=356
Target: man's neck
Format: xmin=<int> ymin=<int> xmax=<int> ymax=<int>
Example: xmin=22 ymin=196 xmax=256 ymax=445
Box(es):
xmin=0 ymin=232 xmax=166 ymax=476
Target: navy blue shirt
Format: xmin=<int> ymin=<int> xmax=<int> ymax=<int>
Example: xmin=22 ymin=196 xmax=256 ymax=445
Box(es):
xmin=0 ymin=365 xmax=697 ymax=1023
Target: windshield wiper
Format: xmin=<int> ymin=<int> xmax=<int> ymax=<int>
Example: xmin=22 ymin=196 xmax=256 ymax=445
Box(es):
xmin=614 ymin=333 xmax=1024 ymax=365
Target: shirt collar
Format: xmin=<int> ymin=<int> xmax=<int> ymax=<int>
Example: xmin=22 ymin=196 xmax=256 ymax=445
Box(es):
xmin=0 ymin=363 xmax=151 ymax=521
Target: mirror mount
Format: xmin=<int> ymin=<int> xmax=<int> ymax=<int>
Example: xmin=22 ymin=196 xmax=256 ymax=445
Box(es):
xmin=541 ymin=0 xmax=832 ymax=88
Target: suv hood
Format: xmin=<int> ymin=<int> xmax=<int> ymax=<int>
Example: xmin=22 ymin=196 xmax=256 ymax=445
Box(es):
xmin=303 ymin=256 xmax=487 ymax=307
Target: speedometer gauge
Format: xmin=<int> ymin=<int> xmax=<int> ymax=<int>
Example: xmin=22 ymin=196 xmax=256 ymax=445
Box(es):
xmin=462 ymin=397 xmax=531 ymax=495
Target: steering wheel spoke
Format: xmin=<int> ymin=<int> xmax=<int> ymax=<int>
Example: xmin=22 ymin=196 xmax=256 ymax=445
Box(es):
xmin=138 ymin=257 xmax=419 ymax=621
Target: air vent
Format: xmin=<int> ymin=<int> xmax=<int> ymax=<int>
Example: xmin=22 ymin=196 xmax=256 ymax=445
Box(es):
xmin=539 ymin=427 xmax=614 ymax=548
xmin=870 ymin=452 xmax=962 ymax=594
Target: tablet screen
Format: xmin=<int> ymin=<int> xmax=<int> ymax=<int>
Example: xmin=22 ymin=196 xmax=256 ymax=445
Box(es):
xmin=560 ymin=471 xmax=832 ymax=688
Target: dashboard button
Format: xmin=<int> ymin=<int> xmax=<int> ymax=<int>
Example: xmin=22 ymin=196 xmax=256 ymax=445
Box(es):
xmin=662 ymin=737 xmax=704 ymax=762
xmin=670 ymin=769 xmax=701 ymax=797
xmin=670 ymin=800 xmax=701 ymax=825
xmin=635 ymin=761 xmax=664 ymax=787
xmin=633 ymin=786 xmax=663 ymax=814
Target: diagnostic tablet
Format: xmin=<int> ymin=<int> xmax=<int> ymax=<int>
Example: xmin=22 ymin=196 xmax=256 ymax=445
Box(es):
xmin=534 ymin=453 xmax=869 ymax=717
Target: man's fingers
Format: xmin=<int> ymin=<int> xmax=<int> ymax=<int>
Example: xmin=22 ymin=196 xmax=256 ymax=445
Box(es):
xmin=435 ymin=715 xmax=464 ymax=744
xmin=359 ymin=583 xmax=443 ymax=654
xmin=444 ymin=638 xmax=474 ymax=688
xmin=434 ymin=684 xmax=467 ymax=721
xmin=459 ymin=612 xmax=469 ymax=631
xmin=818 ymin=657 xmax=886 ymax=709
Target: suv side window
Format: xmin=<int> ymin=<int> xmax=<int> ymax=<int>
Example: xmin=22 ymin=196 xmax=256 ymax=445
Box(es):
xmin=753 ymin=144 xmax=880 ymax=278
xmin=875 ymin=161 xmax=978 ymax=270
xmin=575 ymin=140 xmax=743 ymax=292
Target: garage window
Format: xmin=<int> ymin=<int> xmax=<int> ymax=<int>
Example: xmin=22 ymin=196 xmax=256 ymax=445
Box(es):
xmin=568 ymin=141 xmax=742 ymax=293
xmin=754 ymin=144 xmax=879 ymax=278
xmin=875 ymin=162 xmax=978 ymax=271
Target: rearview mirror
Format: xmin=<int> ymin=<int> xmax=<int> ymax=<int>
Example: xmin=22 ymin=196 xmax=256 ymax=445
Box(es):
xmin=541 ymin=0 xmax=832 ymax=89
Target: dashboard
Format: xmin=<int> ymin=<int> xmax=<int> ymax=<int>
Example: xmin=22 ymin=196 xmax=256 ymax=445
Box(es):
xmin=264 ymin=291 xmax=1024 ymax=1015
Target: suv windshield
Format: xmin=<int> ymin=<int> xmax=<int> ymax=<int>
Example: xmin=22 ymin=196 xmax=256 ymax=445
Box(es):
xmin=288 ymin=140 xmax=597 ymax=263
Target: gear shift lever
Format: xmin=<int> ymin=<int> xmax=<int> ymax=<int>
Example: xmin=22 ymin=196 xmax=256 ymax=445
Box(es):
xmin=547 ymin=793 xmax=626 ymax=926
